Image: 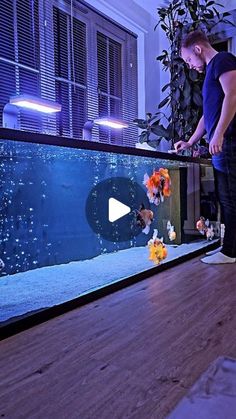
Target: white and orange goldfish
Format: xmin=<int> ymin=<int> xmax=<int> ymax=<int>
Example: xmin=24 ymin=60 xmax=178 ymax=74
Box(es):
xmin=196 ymin=217 xmax=214 ymax=240
xmin=143 ymin=168 xmax=171 ymax=206
xmin=196 ymin=216 xmax=208 ymax=235
xmin=166 ymin=220 xmax=176 ymax=241
xmin=206 ymin=224 xmax=215 ymax=241
xmin=136 ymin=203 xmax=154 ymax=235
xmin=0 ymin=258 xmax=5 ymax=270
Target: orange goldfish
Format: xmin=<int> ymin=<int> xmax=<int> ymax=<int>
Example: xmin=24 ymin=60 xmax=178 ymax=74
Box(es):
xmin=196 ymin=216 xmax=208 ymax=235
xmin=136 ymin=204 xmax=154 ymax=235
xmin=143 ymin=168 xmax=171 ymax=206
xmin=148 ymin=229 xmax=167 ymax=264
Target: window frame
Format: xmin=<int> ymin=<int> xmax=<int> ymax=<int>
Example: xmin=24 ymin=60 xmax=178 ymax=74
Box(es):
xmin=1 ymin=0 xmax=138 ymax=145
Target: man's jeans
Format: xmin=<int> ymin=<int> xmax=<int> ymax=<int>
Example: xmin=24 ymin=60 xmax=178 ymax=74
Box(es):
xmin=214 ymin=139 xmax=236 ymax=258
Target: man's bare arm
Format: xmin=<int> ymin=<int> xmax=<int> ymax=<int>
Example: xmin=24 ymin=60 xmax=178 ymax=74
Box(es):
xmin=188 ymin=115 xmax=206 ymax=146
xmin=174 ymin=115 xmax=205 ymax=151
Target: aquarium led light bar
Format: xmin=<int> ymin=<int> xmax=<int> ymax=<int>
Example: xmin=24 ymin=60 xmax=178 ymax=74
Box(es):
xmin=83 ymin=117 xmax=129 ymax=140
xmin=94 ymin=117 xmax=129 ymax=129
xmin=10 ymin=95 xmax=62 ymax=114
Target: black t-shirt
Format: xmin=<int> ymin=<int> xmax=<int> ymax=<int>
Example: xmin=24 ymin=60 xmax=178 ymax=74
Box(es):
xmin=202 ymin=51 xmax=236 ymax=171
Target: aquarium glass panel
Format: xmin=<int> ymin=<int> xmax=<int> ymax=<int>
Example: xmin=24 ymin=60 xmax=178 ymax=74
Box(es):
xmin=0 ymin=139 xmax=219 ymax=324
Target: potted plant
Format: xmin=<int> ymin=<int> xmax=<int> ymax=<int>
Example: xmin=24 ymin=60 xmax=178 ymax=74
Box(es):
xmin=134 ymin=0 xmax=233 ymax=152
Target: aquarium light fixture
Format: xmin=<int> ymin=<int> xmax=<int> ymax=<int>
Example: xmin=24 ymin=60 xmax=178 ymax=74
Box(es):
xmin=83 ymin=117 xmax=129 ymax=140
xmin=94 ymin=117 xmax=129 ymax=129
xmin=9 ymin=95 xmax=62 ymax=114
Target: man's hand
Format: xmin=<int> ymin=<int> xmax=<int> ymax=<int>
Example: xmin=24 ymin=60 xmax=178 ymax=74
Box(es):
xmin=209 ymin=134 xmax=224 ymax=155
xmin=174 ymin=140 xmax=192 ymax=152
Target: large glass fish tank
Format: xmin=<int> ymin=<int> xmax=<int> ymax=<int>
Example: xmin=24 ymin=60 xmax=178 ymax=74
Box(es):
xmin=0 ymin=129 xmax=219 ymax=333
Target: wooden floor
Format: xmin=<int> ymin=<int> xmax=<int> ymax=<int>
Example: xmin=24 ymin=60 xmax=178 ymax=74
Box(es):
xmin=1 ymin=256 xmax=236 ymax=419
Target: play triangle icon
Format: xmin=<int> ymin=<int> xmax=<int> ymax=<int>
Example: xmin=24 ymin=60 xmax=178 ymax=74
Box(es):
xmin=108 ymin=197 xmax=131 ymax=222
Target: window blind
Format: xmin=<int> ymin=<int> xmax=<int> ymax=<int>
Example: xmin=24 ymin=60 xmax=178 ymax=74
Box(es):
xmin=53 ymin=6 xmax=87 ymax=138
xmin=0 ymin=0 xmax=41 ymax=132
xmin=0 ymin=0 xmax=138 ymax=147
xmin=97 ymin=32 xmax=122 ymax=144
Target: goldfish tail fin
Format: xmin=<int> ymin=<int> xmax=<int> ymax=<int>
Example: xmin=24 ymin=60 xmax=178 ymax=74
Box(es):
xmin=142 ymin=225 xmax=150 ymax=235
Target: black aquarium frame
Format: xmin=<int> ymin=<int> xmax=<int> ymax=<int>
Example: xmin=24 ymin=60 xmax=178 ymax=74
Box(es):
xmin=0 ymin=128 xmax=219 ymax=340
xmin=0 ymin=127 xmax=210 ymax=162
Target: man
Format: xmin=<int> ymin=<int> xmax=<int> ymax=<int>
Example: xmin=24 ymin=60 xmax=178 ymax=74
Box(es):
xmin=174 ymin=30 xmax=236 ymax=264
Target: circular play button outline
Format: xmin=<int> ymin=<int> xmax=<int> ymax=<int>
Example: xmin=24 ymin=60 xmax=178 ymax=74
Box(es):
xmin=85 ymin=177 xmax=151 ymax=242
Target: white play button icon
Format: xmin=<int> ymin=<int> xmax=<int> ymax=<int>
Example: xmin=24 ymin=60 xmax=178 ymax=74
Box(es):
xmin=108 ymin=198 xmax=131 ymax=223
xmin=86 ymin=177 xmax=150 ymax=242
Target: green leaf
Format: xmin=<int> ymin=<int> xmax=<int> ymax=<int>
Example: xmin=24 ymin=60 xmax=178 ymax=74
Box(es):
xmin=156 ymin=54 xmax=167 ymax=61
xmin=188 ymin=6 xmax=198 ymax=21
xmin=154 ymin=20 xmax=161 ymax=31
xmin=173 ymin=2 xmax=182 ymax=11
xmin=181 ymin=97 xmax=189 ymax=109
xmin=151 ymin=120 xmax=163 ymax=127
xmin=173 ymin=57 xmax=185 ymax=65
xmin=148 ymin=114 xmax=160 ymax=123
xmin=189 ymin=69 xmax=199 ymax=81
xmin=222 ymin=12 xmax=231 ymax=17
xmin=162 ymin=83 xmax=170 ymax=92
xmin=173 ymin=88 xmax=181 ymax=101
xmin=147 ymin=139 xmax=161 ymax=148
xmin=151 ymin=118 xmax=161 ymax=125
xmin=183 ymin=80 xmax=191 ymax=98
xmin=183 ymin=109 xmax=191 ymax=120
xmin=139 ymin=131 xmax=148 ymax=143
xmin=213 ymin=7 xmax=220 ymax=19
xmin=204 ymin=11 xmax=214 ymax=18
xmin=161 ymin=24 xmax=168 ymax=31
xmin=133 ymin=119 xmax=148 ymax=129
xmin=151 ymin=124 xmax=170 ymax=138
xmin=189 ymin=1 xmax=197 ymax=12
xmin=193 ymin=85 xmax=203 ymax=96
xmin=158 ymin=96 xmax=170 ymax=109
xmin=193 ymin=91 xmax=203 ymax=106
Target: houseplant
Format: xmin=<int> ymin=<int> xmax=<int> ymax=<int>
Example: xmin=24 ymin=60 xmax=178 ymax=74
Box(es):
xmin=134 ymin=0 xmax=233 ymax=151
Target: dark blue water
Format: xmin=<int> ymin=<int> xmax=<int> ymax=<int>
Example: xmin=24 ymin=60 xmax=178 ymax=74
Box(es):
xmin=0 ymin=140 xmax=202 ymax=276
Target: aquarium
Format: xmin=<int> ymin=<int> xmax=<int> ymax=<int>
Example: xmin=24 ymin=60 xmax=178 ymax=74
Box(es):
xmin=0 ymin=131 xmax=219 ymax=328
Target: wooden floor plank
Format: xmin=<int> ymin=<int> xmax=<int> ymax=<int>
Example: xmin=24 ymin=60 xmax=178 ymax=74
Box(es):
xmin=1 ymin=257 xmax=236 ymax=418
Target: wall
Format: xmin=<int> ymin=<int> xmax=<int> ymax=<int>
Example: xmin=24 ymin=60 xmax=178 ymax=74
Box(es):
xmin=215 ymin=2 xmax=236 ymax=54
xmin=223 ymin=0 xmax=236 ymax=10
